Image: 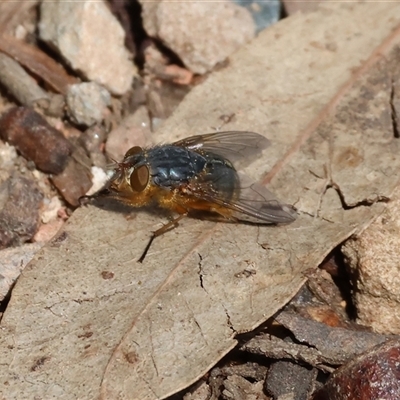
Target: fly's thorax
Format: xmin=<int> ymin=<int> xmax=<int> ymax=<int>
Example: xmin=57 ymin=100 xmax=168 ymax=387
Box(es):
xmin=146 ymin=145 xmax=207 ymax=188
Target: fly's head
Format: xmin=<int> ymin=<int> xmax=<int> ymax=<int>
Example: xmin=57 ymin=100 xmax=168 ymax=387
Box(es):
xmin=79 ymin=146 xmax=150 ymax=206
xmin=109 ymin=146 xmax=150 ymax=196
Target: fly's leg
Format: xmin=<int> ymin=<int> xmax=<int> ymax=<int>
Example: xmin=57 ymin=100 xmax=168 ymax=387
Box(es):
xmin=138 ymin=213 xmax=188 ymax=263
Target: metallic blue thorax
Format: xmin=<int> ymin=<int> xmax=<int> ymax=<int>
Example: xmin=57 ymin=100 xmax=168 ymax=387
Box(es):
xmin=144 ymin=145 xmax=239 ymax=199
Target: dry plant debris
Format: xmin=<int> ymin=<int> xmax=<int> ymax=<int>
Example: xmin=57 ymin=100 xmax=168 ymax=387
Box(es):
xmin=0 ymin=107 xmax=72 ymax=174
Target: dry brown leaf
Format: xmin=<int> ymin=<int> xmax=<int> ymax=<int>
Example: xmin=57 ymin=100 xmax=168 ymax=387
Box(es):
xmin=2 ymin=3 xmax=400 ymax=399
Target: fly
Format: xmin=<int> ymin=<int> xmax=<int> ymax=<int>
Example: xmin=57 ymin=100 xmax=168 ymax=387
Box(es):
xmin=81 ymin=131 xmax=297 ymax=262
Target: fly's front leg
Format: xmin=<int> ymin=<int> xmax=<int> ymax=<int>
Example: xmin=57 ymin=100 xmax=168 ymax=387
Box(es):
xmin=138 ymin=213 xmax=188 ymax=263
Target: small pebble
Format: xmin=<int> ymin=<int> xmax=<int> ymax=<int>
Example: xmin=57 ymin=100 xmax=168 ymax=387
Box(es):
xmin=66 ymin=82 xmax=111 ymax=126
xmin=41 ymin=196 xmax=63 ymax=224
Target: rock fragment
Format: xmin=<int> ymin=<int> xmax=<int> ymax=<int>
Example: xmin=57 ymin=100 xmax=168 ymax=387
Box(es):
xmin=39 ymin=0 xmax=136 ymax=95
xmin=66 ymin=82 xmax=111 ymax=126
xmin=139 ymin=0 xmax=255 ymax=74
xmin=342 ymin=186 xmax=400 ymax=334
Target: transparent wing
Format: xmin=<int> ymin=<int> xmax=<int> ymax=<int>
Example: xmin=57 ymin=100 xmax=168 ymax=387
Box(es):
xmin=185 ymin=172 xmax=297 ymax=224
xmin=173 ymin=131 xmax=270 ymax=166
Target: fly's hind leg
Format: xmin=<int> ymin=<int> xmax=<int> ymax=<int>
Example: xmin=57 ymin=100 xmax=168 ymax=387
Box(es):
xmin=155 ymin=213 xmax=187 ymax=236
xmin=138 ymin=213 xmax=188 ymax=263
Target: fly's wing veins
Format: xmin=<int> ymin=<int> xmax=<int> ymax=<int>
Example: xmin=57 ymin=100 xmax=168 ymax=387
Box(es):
xmin=173 ymin=131 xmax=270 ymax=166
xmin=184 ymin=171 xmax=297 ymax=225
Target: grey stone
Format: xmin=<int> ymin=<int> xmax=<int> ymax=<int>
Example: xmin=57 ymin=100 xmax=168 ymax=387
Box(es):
xmin=66 ymin=82 xmax=111 ymax=126
xmin=39 ymin=0 xmax=136 ymax=95
xmin=139 ymin=0 xmax=255 ymax=74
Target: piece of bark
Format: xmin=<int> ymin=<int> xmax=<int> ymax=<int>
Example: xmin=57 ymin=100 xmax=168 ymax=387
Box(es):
xmin=183 ymin=380 xmax=211 ymax=400
xmin=275 ymin=312 xmax=392 ymax=365
xmin=222 ymin=376 xmax=268 ymax=400
xmin=202 ymin=363 xmax=270 ymax=400
xmin=51 ymin=146 xmax=93 ymax=207
xmin=212 ymin=362 xmax=269 ymax=383
xmin=242 ymin=334 xmax=337 ymax=374
xmin=0 ymin=107 xmax=72 ymax=174
xmin=0 ymin=53 xmax=51 ymax=109
xmin=241 ymin=312 xmax=393 ymax=372
xmin=0 ymin=35 xmax=78 ymax=95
